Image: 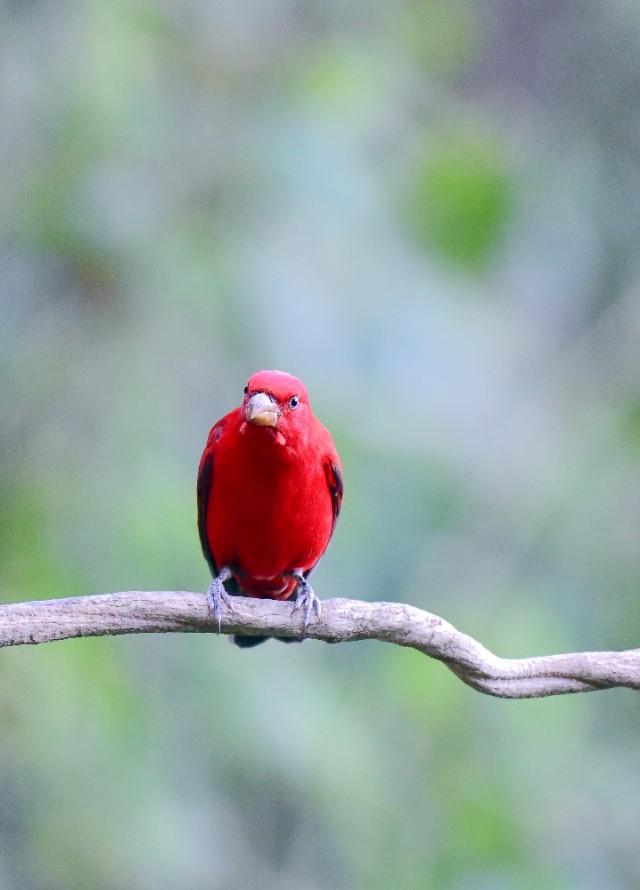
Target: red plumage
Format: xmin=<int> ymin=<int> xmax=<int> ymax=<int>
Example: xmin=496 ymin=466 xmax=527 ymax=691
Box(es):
xmin=197 ymin=370 xmax=342 ymax=645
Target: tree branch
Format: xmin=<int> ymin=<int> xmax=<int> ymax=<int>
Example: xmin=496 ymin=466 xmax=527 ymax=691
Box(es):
xmin=0 ymin=592 xmax=638 ymax=699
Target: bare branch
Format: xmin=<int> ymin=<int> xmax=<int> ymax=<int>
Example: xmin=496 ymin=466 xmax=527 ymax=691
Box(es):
xmin=0 ymin=592 xmax=638 ymax=699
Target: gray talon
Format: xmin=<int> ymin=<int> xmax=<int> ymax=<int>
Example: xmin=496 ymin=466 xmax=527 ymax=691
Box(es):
xmin=207 ymin=567 xmax=233 ymax=633
xmin=292 ymin=573 xmax=321 ymax=631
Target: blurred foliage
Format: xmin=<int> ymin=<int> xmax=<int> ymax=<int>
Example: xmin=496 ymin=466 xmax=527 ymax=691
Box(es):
xmin=2 ymin=1 xmax=640 ymax=888
xmin=405 ymin=133 xmax=513 ymax=269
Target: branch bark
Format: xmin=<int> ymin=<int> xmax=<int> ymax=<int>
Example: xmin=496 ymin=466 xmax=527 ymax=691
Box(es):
xmin=0 ymin=592 xmax=638 ymax=699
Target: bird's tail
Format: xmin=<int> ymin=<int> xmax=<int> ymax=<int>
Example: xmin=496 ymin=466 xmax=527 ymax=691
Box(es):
xmin=232 ymin=634 xmax=302 ymax=648
xmin=232 ymin=634 xmax=268 ymax=648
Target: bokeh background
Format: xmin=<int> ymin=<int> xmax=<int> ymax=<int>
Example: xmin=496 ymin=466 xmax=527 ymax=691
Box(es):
xmin=2 ymin=1 xmax=640 ymax=887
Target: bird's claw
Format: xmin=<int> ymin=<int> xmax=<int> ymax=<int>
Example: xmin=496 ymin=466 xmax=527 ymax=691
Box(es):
xmin=292 ymin=574 xmax=321 ymax=631
xmin=207 ymin=567 xmax=233 ymax=633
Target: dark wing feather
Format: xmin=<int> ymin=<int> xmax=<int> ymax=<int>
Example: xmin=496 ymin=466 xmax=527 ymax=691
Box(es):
xmin=326 ymin=460 xmax=343 ymax=538
xmin=305 ymin=459 xmax=343 ymax=580
xmin=197 ymin=449 xmax=217 ymax=578
xmin=197 ymin=418 xmax=228 ymax=579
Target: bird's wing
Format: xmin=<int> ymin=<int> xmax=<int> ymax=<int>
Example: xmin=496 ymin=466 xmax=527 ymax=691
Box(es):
xmin=196 ymin=415 xmax=228 ymax=578
xmin=303 ymin=457 xmax=343 ymax=581
xmin=325 ymin=458 xmax=344 ymax=539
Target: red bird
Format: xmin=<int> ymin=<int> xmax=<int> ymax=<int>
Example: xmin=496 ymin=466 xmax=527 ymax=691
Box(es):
xmin=197 ymin=369 xmax=343 ymax=647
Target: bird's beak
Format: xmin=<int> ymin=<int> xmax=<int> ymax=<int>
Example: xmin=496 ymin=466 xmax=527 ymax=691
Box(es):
xmin=245 ymin=392 xmax=279 ymax=427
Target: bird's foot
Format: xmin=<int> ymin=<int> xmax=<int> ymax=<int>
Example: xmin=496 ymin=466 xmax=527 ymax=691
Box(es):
xmin=291 ymin=572 xmax=321 ymax=632
xmin=207 ymin=567 xmax=233 ymax=633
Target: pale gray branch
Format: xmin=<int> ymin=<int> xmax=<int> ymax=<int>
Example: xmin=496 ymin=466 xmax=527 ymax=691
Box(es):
xmin=0 ymin=592 xmax=638 ymax=699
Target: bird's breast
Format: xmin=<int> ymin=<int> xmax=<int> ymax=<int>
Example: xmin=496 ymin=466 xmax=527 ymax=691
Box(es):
xmin=208 ymin=432 xmax=333 ymax=584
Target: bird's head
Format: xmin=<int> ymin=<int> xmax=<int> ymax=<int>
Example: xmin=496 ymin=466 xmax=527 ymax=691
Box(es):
xmin=242 ymin=369 xmax=311 ymax=444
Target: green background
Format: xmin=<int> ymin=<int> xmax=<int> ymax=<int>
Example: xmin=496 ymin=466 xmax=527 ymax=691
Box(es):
xmin=2 ymin=2 xmax=640 ymax=887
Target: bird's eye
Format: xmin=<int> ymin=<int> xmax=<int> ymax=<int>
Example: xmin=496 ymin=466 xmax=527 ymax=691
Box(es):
xmin=244 ymin=385 xmax=249 ymax=395
xmin=289 ymin=395 xmax=299 ymax=409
